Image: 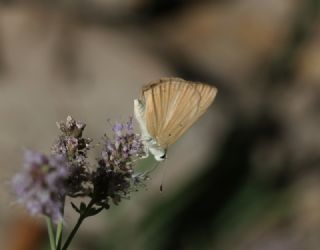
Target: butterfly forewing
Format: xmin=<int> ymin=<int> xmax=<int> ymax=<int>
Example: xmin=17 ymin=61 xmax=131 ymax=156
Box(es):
xmin=142 ymin=78 xmax=180 ymax=138
xmin=141 ymin=78 xmax=217 ymax=148
xmin=193 ymin=83 xmax=217 ymax=116
xmin=156 ymin=82 xmax=200 ymax=147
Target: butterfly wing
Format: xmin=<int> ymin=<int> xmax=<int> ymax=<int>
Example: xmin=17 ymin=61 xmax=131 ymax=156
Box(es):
xmin=141 ymin=78 xmax=217 ymax=148
xmin=192 ymin=81 xmax=218 ymax=118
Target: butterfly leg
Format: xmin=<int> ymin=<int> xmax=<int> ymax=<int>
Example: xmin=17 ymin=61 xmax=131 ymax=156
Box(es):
xmin=140 ymin=136 xmax=155 ymax=159
xmin=132 ymin=160 xmax=160 ymax=182
xmin=140 ymin=144 xmax=149 ymax=159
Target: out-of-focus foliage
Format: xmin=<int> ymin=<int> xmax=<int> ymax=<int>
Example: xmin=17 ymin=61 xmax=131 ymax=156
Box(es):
xmin=1 ymin=0 xmax=320 ymax=250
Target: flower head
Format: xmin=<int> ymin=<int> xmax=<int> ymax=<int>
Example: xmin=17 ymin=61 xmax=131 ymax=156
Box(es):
xmin=56 ymin=115 xmax=86 ymax=138
xmin=92 ymin=117 xmax=145 ymax=207
xmin=102 ymin=117 xmax=145 ymax=172
xmin=12 ymin=150 xmax=69 ymax=222
xmin=52 ymin=116 xmax=92 ymax=197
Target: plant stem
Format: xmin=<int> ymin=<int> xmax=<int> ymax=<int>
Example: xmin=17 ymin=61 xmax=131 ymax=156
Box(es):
xmin=56 ymin=198 xmax=65 ymax=250
xmin=46 ymin=217 xmax=57 ymax=250
xmin=61 ymin=199 xmax=95 ymax=250
xmin=55 ymin=221 xmax=63 ymax=250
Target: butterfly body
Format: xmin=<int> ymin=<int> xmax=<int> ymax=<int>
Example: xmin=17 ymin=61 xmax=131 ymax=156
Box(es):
xmin=134 ymin=99 xmax=167 ymax=160
xmin=134 ymin=77 xmax=217 ymax=161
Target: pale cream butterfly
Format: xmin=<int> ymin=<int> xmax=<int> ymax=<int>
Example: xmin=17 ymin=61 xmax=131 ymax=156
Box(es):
xmin=134 ymin=77 xmax=217 ymax=161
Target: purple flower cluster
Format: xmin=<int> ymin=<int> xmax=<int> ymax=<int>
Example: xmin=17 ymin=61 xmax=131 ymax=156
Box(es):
xmin=52 ymin=116 xmax=92 ymax=197
xmin=92 ymin=117 xmax=145 ymax=208
xmin=12 ymin=116 xmax=146 ymax=222
xmin=12 ymin=151 xmax=69 ymax=222
xmin=101 ymin=117 xmax=144 ymax=172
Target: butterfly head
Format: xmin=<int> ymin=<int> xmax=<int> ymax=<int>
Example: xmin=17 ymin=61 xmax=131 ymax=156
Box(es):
xmin=148 ymin=144 xmax=167 ymax=161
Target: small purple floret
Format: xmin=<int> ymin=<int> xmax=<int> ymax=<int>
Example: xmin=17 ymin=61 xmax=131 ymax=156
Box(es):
xmin=102 ymin=117 xmax=144 ymax=171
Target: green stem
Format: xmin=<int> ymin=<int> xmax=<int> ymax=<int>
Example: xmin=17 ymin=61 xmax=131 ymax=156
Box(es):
xmin=61 ymin=199 xmax=95 ymax=250
xmin=56 ymin=198 xmax=65 ymax=250
xmin=55 ymin=221 xmax=63 ymax=250
xmin=46 ymin=217 xmax=57 ymax=250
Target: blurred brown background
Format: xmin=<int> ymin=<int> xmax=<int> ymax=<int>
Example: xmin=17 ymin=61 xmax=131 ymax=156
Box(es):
xmin=1 ymin=0 xmax=320 ymax=249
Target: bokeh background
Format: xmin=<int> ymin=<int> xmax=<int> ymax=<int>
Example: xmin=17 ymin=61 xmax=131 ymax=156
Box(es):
xmin=1 ymin=0 xmax=320 ymax=249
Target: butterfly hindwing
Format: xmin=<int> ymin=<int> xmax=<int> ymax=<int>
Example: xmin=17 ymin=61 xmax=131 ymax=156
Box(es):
xmin=141 ymin=78 xmax=217 ymax=148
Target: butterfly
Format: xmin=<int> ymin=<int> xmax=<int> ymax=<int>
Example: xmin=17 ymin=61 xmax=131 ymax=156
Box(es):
xmin=134 ymin=77 xmax=217 ymax=161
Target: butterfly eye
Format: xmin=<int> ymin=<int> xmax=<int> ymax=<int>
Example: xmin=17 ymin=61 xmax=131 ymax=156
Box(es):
xmin=160 ymin=150 xmax=167 ymax=160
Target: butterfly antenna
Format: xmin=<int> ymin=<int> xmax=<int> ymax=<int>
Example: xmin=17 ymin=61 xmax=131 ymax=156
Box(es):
xmin=145 ymin=160 xmax=160 ymax=176
xmin=160 ymin=159 xmax=168 ymax=192
xmin=133 ymin=160 xmax=160 ymax=181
